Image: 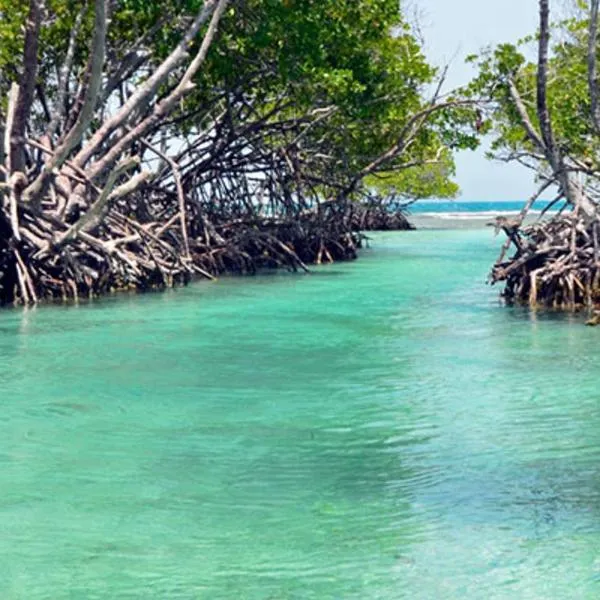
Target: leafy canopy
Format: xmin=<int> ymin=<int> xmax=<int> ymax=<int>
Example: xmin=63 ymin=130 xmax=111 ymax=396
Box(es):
xmin=0 ymin=0 xmax=480 ymax=199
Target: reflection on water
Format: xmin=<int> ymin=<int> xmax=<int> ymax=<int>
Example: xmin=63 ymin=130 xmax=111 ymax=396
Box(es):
xmin=0 ymin=230 xmax=600 ymax=598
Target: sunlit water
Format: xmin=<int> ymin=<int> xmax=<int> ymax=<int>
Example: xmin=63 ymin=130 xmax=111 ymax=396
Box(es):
xmin=1 ymin=229 xmax=600 ymax=599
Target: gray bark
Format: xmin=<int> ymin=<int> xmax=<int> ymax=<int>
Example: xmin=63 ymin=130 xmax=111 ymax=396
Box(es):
xmin=84 ymin=0 xmax=230 ymax=182
xmin=73 ymin=0 xmax=226 ymax=170
xmin=10 ymin=0 xmax=42 ymax=174
xmin=23 ymin=0 xmax=109 ymax=206
xmin=536 ymin=0 xmax=596 ymax=217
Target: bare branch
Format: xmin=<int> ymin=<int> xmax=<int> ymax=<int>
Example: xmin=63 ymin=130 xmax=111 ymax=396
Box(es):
xmin=84 ymin=0 xmax=231 ymax=181
xmin=3 ymin=84 xmax=19 ymax=176
xmin=508 ymin=77 xmax=546 ymax=152
xmin=537 ymin=0 xmax=557 ymax=155
xmin=73 ymin=0 xmax=228 ymax=170
xmin=57 ymin=156 xmax=139 ymax=246
xmin=45 ymin=3 xmax=87 ymax=140
xmin=140 ymin=140 xmax=191 ymax=260
xmin=10 ymin=0 xmax=42 ymax=173
xmin=341 ymin=100 xmax=475 ymax=197
xmin=23 ymin=0 xmax=109 ymax=207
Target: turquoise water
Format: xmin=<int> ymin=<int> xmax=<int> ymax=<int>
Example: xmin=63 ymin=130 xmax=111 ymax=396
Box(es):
xmin=1 ymin=229 xmax=600 ymax=599
xmin=410 ymin=200 xmax=558 ymax=214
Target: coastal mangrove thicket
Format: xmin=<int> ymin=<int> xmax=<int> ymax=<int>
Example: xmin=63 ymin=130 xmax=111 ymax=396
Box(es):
xmin=0 ymin=0 xmax=477 ymax=305
xmin=471 ymin=0 xmax=600 ymax=311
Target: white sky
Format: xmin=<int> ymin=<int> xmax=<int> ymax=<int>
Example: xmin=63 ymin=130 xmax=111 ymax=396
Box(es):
xmin=416 ymin=0 xmax=541 ymax=200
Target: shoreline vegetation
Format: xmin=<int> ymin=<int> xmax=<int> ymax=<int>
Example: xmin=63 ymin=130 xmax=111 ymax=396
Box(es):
xmin=0 ymin=194 xmax=414 ymax=305
xmin=2 ymin=0 xmax=600 ymax=318
xmin=472 ymin=0 xmax=600 ymax=319
xmin=0 ymin=0 xmax=470 ymax=307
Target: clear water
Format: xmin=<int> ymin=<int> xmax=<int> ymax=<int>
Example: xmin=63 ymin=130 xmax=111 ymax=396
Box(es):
xmin=1 ymin=229 xmax=600 ymax=599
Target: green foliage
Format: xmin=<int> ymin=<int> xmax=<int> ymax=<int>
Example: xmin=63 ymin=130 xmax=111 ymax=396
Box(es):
xmin=467 ymin=12 xmax=600 ymax=168
xmin=0 ymin=1 xmax=28 ymax=79
xmin=365 ymin=153 xmax=460 ymax=200
xmin=0 ymin=0 xmax=478 ymax=199
xmin=193 ymin=0 xmax=477 ymax=195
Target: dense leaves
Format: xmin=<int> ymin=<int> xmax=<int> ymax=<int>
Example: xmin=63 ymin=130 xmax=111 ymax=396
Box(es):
xmin=467 ymin=10 xmax=600 ymax=173
xmin=0 ymin=0 xmax=476 ymax=199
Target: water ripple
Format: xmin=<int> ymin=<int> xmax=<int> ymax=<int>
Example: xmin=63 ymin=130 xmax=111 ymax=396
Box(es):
xmin=0 ymin=230 xmax=599 ymax=598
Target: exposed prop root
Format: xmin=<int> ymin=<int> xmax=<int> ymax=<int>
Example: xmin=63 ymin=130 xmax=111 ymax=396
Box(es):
xmin=0 ymin=192 xmax=413 ymax=306
xmin=490 ymin=208 xmax=600 ymax=312
xmin=350 ymin=198 xmax=415 ymax=232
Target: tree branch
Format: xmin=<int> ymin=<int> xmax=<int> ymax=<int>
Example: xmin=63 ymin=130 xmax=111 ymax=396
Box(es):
xmin=507 ymin=77 xmax=546 ymax=152
xmin=73 ymin=0 xmax=227 ymax=170
xmin=590 ymin=0 xmax=600 ymax=133
xmin=84 ymin=0 xmax=231 ymax=181
xmin=23 ymin=0 xmax=109 ymax=207
xmin=10 ymin=0 xmax=42 ymax=173
xmin=537 ymin=0 xmax=556 ymax=155
xmin=57 ymin=156 xmax=139 ymax=246
xmin=44 ymin=3 xmax=86 ymax=140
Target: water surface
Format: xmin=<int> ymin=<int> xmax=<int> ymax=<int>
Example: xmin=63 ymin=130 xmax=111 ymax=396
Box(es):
xmin=1 ymin=229 xmax=600 ymax=599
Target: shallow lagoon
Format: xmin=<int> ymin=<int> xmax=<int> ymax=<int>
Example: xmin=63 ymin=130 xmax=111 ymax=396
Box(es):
xmin=1 ymin=229 xmax=600 ymax=599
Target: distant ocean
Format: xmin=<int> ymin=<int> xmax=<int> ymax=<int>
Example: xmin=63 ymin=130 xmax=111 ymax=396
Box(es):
xmin=408 ymin=200 xmax=559 ymax=220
